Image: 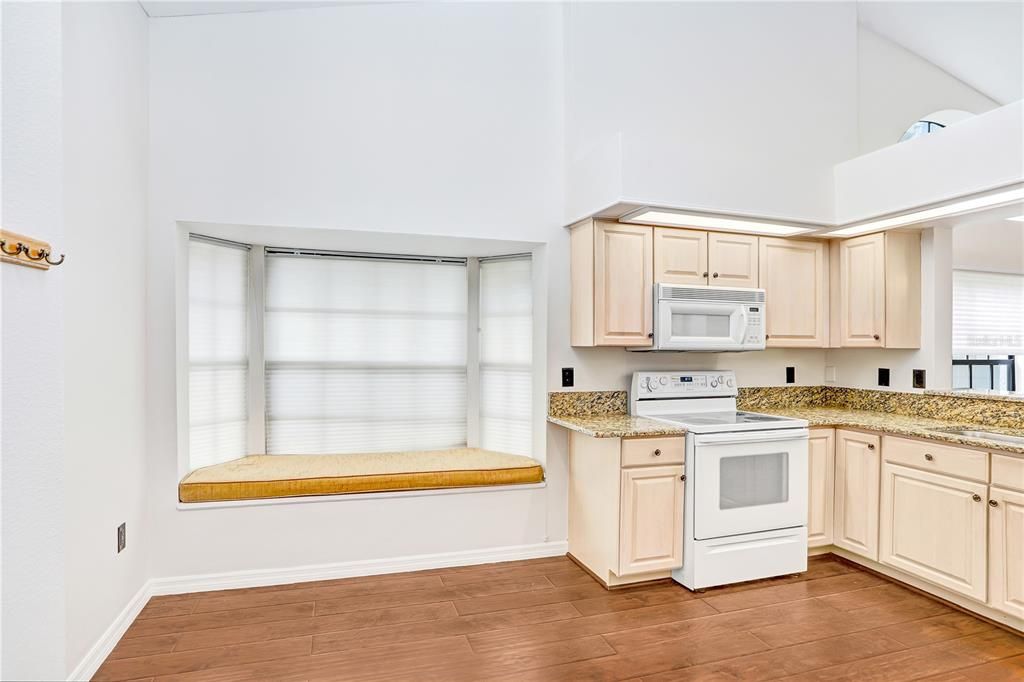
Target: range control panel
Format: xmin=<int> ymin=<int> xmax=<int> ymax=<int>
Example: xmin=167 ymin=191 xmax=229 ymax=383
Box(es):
xmin=631 ymin=370 xmax=737 ymax=398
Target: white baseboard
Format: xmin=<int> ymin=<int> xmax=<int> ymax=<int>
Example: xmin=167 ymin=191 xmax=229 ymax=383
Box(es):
xmin=68 ymin=540 xmax=568 ymax=680
xmin=67 ymin=582 xmax=152 ymax=681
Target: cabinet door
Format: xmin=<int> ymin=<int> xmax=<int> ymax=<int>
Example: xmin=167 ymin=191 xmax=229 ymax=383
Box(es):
xmin=708 ymin=233 xmax=758 ymax=288
xmin=808 ymin=428 xmax=835 ymax=548
xmin=619 ymin=465 xmax=684 ymax=575
xmin=653 ymin=227 xmax=708 ymax=285
xmin=880 ymin=463 xmax=988 ymax=601
xmin=833 ymin=430 xmax=881 ymax=560
xmin=594 ymin=222 xmax=653 ymax=346
xmin=759 ymin=238 xmax=828 ymax=347
xmin=989 ymin=486 xmax=1024 ymax=618
xmin=839 ymin=234 xmax=885 ymax=347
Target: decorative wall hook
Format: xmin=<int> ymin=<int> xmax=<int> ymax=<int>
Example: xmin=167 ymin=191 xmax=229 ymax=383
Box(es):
xmin=0 ymin=230 xmax=65 ymax=270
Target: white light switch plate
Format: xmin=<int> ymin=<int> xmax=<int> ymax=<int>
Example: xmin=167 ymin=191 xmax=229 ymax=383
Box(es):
xmin=824 ymin=366 xmax=837 ymax=383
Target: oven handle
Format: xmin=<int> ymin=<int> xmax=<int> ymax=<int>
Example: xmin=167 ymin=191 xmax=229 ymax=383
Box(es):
xmin=694 ymin=429 xmax=809 ymax=446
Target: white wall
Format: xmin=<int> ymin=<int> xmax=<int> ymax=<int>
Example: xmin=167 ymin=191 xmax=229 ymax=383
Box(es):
xmin=826 ymin=227 xmax=953 ymax=392
xmin=0 ymin=3 xmax=67 ymax=679
xmin=953 ymin=223 xmax=1024 ymax=275
xmin=857 ymin=27 xmax=999 ymax=154
xmin=62 ymin=1 xmax=149 ymax=673
xmin=564 ymin=1 xmax=859 ymax=225
xmin=147 ymin=3 xmax=565 ymax=580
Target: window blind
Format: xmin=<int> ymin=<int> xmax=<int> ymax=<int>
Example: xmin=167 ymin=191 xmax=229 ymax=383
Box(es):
xmin=952 ymin=269 xmax=1024 ymax=355
xmin=188 ymin=237 xmax=249 ymax=469
xmin=264 ymin=254 xmax=468 ymax=454
xmin=479 ymin=256 xmax=533 ymax=456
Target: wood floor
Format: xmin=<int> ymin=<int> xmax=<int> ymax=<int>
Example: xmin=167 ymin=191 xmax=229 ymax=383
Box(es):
xmin=95 ymin=554 xmax=1024 ymax=681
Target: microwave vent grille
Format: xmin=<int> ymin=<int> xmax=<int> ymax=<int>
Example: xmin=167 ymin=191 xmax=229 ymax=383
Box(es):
xmin=660 ymin=286 xmax=765 ymax=304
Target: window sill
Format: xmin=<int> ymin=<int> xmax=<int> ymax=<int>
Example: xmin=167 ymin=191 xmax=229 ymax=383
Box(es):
xmin=176 ymin=481 xmax=547 ymax=511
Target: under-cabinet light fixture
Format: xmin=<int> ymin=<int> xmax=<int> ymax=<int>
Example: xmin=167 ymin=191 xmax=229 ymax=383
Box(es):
xmin=826 ymin=187 xmax=1024 ymax=237
xmin=620 ymin=209 xmax=815 ymax=236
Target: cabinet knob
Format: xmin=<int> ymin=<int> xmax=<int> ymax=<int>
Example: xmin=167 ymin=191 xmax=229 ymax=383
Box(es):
xmin=702 ymin=271 xmax=709 ymax=278
xmin=873 ymin=334 xmax=881 ymax=341
xmin=989 ymin=499 xmax=999 ymax=508
xmin=653 ymin=449 xmax=662 ymax=457
xmin=712 ymin=272 xmax=719 ymax=278
xmin=647 ymin=332 xmax=654 ymax=338
xmin=867 ymin=443 xmax=875 ymax=450
xmin=680 ymin=474 xmax=686 ymax=481
xmin=924 ymin=453 xmax=934 ymax=461
xmin=972 ymin=494 xmax=982 ymax=502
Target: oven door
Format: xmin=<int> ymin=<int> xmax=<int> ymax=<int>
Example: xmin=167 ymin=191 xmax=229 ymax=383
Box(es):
xmin=656 ymin=300 xmax=748 ymax=351
xmin=692 ymin=429 xmax=808 ymax=540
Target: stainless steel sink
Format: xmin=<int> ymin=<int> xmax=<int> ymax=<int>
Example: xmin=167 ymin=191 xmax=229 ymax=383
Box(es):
xmin=937 ymin=429 xmax=1024 ymax=446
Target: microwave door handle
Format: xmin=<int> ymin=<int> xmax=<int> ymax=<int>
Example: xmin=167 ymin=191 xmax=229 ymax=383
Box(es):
xmin=695 ymin=429 xmax=809 ymax=445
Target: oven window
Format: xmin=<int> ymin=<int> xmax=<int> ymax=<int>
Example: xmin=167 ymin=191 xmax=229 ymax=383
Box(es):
xmin=719 ymin=452 xmax=789 ymax=509
xmin=672 ymin=312 xmax=731 ymax=338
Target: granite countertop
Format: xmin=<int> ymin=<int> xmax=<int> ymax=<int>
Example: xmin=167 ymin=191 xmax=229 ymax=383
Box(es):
xmin=924 ymin=389 xmax=1024 ymax=403
xmin=760 ymin=406 xmax=1024 ymax=457
xmin=547 ymin=413 xmax=687 ymax=439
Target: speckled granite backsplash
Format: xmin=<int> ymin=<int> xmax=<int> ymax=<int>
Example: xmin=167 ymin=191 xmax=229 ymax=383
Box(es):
xmin=738 ymin=386 xmax=1024 ymax=430
xmin=548 ymin=390 xmax=627 ymax=418
xmin=551 ymin=386 xmax=1024 ymax=430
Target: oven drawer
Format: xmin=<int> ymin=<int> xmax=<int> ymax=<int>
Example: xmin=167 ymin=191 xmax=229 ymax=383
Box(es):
xmin=882 ymin=436 xmax=988 ymax=483
xmin=622 ymin=437 xmax=685 ymax=467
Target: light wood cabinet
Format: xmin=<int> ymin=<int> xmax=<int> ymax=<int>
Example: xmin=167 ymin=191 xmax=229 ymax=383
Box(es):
xmin=567 ymin=431 xmax=684 ymax=586
xmin=653 ymin=227 xmax=758 ymax=288
xmin=619 ymin=465 xmax=684 ymax=575
xmin=708 ymin=232 xmax=759 ymax=287
xmin=835 ymin=230 xmax=921 ymax=349
xmin=879 ymin=463 xmax=988 ymax=601
xmin=653 ymin=227 xmax=707 ymax=285
xmin=989 ymin=486 xmax=1024 ymax=618
xmin=759 ymin=238 xmax=828 ymax=348
xmin=570 ymin=219 xmax=653 ymax=347
xmin=808 ymin=428 xmax=835 ymax=547
xmin=833 ymin=429 xmax=881 ymax=560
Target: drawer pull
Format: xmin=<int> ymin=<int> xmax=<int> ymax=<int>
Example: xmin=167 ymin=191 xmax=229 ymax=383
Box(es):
xmin=925 ymin=453 xmax=934 ymax=461
xmin=972 ymin=494 xmax=982 ymax=502
xmin=867 ymin=443 xmax=875 ymax=450
xmin=653 ymin=449 xmax=662 ymax=457
xmin=989 ymin=499 xmax=999 ymax=508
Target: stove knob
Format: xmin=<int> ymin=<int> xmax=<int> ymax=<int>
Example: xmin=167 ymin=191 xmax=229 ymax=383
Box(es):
xmin=648 ymin=381 xmax=658 ymax=392
xmin=659 ymin=377 xmax=668 ymax=386
xmin=726 ymin=378 xmax=735 ymax=388
xmin=710 ymin=378 xmax=719 ymax=388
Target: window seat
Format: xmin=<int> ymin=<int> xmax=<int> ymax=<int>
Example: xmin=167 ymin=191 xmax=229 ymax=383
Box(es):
xmin=178 ymin=448 xmax=545 ymax=503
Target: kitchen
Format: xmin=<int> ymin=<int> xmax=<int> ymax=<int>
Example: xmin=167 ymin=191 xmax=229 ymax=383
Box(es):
xmin=2 ymin=1 xmax=1023 ymax=679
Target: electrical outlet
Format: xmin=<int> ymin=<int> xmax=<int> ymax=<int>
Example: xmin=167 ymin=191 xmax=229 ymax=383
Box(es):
xmin=878 ymin=368 xmax=890 ymax=387
xmin=117 ymin=523 xmax=126 ymax=554
xmin=913 ymin=369 xmax=926 ymax=389
xmin=785 ymin=367 xmax=795 ymax=384
xmin=561 ymin=367 xmax=574 ymax=388
xmin=824 ymin=366 xmax=837 ymax=383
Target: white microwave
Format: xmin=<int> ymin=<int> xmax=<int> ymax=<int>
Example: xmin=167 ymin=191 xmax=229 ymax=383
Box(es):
xmin=634 ymin=284 xmax=766 ymax=352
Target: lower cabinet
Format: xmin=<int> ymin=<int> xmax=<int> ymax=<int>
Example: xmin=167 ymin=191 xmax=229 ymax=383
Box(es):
xmin=879 ymin=462 xmax=988 ymax=601
xmin=568 ymin=432 xmax=684 ymax=586
xmin=989 ymin=486 xmax=1024 ymax=618
xmin=807 ymin=428 xmax=835 ymax=547
xmin=833 ymin=429 xmax=881 ymax=560
xmin=619 ymin=465 xmax=684 ymax=575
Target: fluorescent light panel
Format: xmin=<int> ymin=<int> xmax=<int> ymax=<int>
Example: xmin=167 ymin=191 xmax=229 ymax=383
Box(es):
xmin=828 ymin=188 xmax=1024 ymax=237
xmin=624 ymin=210 xmax=814 ymax=236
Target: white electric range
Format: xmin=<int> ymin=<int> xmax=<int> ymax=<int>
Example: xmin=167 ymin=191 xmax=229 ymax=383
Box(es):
xmin=630 ymin=370 xmax=810 ymax=590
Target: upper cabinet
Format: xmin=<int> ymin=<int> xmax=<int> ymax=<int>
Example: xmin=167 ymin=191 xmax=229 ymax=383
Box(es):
xmin=571 ymin=219 xmax=653 ymax=347
xmin=834 ymin=230 xmax=921 ymax=349
xmin=654 ymin=228 xmax=758 ymax=287
xmin=653 ymin=227 xmax=708 ymax=285
xmin=759 ymin=238 xmax=829 ymax=348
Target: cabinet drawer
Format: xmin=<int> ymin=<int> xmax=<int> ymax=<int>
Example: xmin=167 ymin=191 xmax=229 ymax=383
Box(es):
xmin=882 ymin=436 xmax=988 ymax=483
xmin=622 ymin=437 xmax=685 ymax=467
xmin=992 ymin=453 xmax=1024 ymax=493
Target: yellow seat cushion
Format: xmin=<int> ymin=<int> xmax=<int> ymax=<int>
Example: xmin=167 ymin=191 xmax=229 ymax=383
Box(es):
xmin=179 ymin=448 xmax=545 ymax=503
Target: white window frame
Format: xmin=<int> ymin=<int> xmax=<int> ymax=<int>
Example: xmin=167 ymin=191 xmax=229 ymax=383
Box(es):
xmin=175 ymin=228 xmax=547 ymax=501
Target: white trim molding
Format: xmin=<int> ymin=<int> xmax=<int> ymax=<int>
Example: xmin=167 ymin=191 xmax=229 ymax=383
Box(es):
xmin=68 ymin=540 xmax=568 ymax=679
xmin=67 ymin=582 xmax=152 ymax=681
